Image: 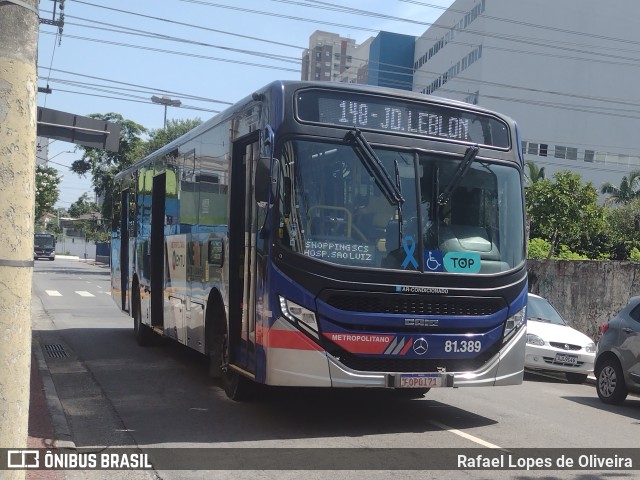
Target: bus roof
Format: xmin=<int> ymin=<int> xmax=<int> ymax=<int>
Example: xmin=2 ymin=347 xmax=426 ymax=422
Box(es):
xmin=116 ymin=80 xmax=518 ymax=181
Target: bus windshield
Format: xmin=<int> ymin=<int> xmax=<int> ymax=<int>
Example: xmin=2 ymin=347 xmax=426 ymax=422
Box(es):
xmin=34 ymin=234 xmax=55 ymax=249
xmin=278 ymin=138 xmax=524 ymax=274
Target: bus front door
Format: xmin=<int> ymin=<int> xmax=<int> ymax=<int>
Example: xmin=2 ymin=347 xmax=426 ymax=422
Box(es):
xmin=228 ymin=132 xmax=261 ymax=375
xmin=150 ymin=173 xmax=166 ymax=330
xmin=119 ymin=190 xmax=130 ymax=312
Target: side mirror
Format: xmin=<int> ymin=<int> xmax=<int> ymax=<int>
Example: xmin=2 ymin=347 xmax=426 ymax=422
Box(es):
xmin=255 ymin=156 xmax=272 ymax=204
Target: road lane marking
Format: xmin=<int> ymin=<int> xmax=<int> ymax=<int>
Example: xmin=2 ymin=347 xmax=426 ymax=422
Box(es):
xmin=75 ymin=291 xmax=95 ymax=297
xmin=428 ymin=420 xmax=504 ymax=449
xmin=45 ymin=290 xmax=62 ymax=297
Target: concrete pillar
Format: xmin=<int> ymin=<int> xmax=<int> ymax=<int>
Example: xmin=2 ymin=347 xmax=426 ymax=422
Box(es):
xmin=0 ymin=2 xmax=39 ymax=478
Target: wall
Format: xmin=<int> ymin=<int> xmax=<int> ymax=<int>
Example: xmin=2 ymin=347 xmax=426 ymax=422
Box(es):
xmin=528 ymin=260 xmax=640 ymax=340
xmin=55 ymin=234 xmax=97 ymax=259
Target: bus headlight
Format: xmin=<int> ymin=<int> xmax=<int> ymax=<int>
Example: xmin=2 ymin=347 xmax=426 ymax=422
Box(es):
xmin=279 ymin=296 xmax=319 ymax=338
xmin=503 ymin=306 xmax=526 ymax=340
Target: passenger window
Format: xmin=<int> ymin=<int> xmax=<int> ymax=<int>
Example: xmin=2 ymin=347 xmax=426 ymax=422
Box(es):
xmin=629 ymin=304 xmax=640 ymax=323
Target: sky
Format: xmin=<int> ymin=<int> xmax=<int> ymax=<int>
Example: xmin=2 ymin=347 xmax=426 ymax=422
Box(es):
xmin=37 ymin=0 xmax=455 ymax=210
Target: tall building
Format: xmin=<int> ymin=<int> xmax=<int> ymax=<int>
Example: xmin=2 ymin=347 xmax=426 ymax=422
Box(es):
xmin=413 ymin=0 xmax=640 ymax=190
xmin=301 ymin=31 xmax=373 ymax=84
xmin=368 ymin=32 xmax=416 ymax=91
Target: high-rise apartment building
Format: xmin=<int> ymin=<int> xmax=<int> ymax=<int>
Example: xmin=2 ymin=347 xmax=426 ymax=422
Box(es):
xmin=301 ymin=31 xmax=373 ymax=84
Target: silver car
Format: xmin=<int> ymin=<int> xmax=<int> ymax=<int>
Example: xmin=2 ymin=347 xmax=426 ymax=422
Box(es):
xmin=595 ymin=296 xmax=640 ymax=404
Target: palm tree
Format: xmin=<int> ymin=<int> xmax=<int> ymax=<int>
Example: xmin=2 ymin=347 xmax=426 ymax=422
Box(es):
xmin=524 ymin=161 xmax=545 ymax=185
xmin=600 ymin=170 xmax=640 ymax=205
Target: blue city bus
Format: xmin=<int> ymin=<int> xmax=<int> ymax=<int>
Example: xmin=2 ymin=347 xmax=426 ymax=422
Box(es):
xmin=111 ymin=81 xmax=527 ymax=400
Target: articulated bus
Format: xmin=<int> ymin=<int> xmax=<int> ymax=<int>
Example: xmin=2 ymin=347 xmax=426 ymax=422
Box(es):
xmin=111 ymin=81 xmax=527 ymax=400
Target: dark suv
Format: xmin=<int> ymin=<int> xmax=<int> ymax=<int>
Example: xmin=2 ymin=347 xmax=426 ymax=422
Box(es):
xmin=595 ymin=296 xmax=640 ymax=404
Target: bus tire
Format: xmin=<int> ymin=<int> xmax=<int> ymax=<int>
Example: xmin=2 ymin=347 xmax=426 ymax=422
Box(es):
xmin=219 ymin=322 xmax=254 ymax=401
xmin=207 ymin=301 xmax=224 ymax=379
xmin=133 ymin=290 xmax=153 ymax=346
xmin=223 ymin=367 xmax=254 ymax=401
xmin=207 ymin=298 xmax=254 ymax=400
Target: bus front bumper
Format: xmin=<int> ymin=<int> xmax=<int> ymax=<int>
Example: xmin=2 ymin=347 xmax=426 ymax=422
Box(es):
xmin=264 ymin=321 xmax=526 ymax=388
xmin=328 ymin=325 xmax=526 ymax=388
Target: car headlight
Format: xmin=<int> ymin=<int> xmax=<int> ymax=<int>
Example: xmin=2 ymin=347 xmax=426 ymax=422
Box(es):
xmin=526 ymin=333 xmax=545 ymax=346
xmin=585 ymin=342 xmax=596 ymax=353
xmin=279 ymin=296 xmax=319 ymax=338
xmin=504 ymin=306 xmax=526 ymax=340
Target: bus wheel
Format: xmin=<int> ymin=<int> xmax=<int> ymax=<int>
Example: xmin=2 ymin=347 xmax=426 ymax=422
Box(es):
xmin=218 ymin=327 xmax=254 ymax=401
xmin=133 ymin=295 xmax=153 ymax=346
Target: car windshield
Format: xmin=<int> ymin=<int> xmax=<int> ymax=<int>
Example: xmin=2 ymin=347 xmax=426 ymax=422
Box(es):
xmin=276 ymin=138 xmax=525 ymax=274
xmin=527 ymin=295 xmax=567 ymax=325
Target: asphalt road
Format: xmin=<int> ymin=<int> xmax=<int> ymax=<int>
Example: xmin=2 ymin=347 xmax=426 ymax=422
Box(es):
xmin=29 ymin=258 xmax=640 ymax=480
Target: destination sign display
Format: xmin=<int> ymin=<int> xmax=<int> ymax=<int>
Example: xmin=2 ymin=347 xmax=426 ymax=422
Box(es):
xmin=296 ymin=89 xmax=510 ymax=148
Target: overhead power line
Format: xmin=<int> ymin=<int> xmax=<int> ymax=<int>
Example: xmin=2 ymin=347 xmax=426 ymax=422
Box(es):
xmin=61 ymin=17 xmax=301 ymax=64
xmin=72 ymin=0 xmax=305 ymax=50
xmin=39 ymin=30 xmax=300 ymax=73
xmin=37 ymin=65 xmax=234 ymax=106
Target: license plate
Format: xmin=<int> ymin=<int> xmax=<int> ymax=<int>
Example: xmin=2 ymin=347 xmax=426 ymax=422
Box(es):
xmin=399 ymin=374 xmax=442 ymax=388
xmin=554 ymin=353 xmax=578 ymax=365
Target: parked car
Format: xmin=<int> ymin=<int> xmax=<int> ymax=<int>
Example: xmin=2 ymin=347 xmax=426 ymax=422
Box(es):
xmin=525 ymin=293 xmax=596 ymax=383
xmin=595 ymin=296 xmax=640 ymax=404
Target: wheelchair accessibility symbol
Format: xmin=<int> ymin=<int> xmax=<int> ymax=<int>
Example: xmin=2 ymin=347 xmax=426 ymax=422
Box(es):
xmin=424 ymin=250 xmax=444 ymax=272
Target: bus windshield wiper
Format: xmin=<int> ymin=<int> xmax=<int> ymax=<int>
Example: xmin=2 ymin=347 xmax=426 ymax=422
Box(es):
xmin=437 ymin=144 xmax=479 ymax=206
xmin=394 ymin=158 xmax=404 ymax=240
xmin=346 ymin=129 xmax=404 ymax=206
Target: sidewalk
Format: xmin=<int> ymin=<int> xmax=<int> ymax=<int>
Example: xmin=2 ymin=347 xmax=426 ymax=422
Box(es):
xmin=27 ymin=345 xmax=65 ymax=480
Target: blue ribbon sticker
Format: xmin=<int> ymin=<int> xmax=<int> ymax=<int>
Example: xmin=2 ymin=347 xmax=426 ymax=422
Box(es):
xmin=401 ymin=235 xmax=419 ymax=269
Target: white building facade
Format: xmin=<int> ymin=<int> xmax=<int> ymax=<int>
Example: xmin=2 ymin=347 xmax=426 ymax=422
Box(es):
xmin=413 ymin=0 xmax=640 ymax=190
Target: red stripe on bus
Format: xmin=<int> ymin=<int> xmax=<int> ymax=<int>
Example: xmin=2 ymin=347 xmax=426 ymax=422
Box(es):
xmin=400 ymin=338 xmax=413 ymax=355
xmin=323 ymin=332 xmax=394 ymax=354
xmin=266 ymin=329 xmax=324 ymax=351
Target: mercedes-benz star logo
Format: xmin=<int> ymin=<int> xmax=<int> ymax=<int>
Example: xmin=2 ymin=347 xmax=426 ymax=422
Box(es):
xmin=413 ymin=337 xmax=429 ymax=355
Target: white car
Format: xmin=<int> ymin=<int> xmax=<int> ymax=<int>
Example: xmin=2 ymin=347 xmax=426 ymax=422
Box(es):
xmin=525 ymin=293 xmax=596 ymax=384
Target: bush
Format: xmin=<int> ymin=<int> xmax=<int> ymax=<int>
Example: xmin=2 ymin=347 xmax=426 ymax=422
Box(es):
xmin=528 ymin=238 xmax=589 ymax=260
xmin=554 ymin=245 xmax=588 ymax=260
xmin=630 ymin=247 xmax=640 ymax=262
xmin=528 ymin=238 xmax=551 ymax=259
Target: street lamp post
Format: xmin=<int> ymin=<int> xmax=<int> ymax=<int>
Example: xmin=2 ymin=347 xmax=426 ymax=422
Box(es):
xmin=151 ymin=95 xmax=181 ymax=128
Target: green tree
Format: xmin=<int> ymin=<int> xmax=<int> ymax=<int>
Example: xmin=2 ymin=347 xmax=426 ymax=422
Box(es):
xmin=142 ymin=118 xmax=202 ymax=157
xmin=600 ymin=170 xmax=640 ymax=205
xmin=629 ymin=247 xmax=640 ymax=262
xmin=604 ymin=197 xmax=640 ymax=259
xmin=524 ymin=160 xmax=545 ymax=185
xmin=68 ymin=192 xmax=99 ymax=218
xmin=526 ymin=170 xmax=606 ymax=258
xmin=70 ymin=113 xmax=147 ymax=222
xmin=527 ymin=238 xmax=551 ymax=259
xmin=35 ymin=164 xmax=61 ymax=221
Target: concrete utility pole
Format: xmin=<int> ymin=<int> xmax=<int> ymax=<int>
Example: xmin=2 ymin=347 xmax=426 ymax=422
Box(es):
xmin=0 ymin=0 xmax=39 ymax=470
